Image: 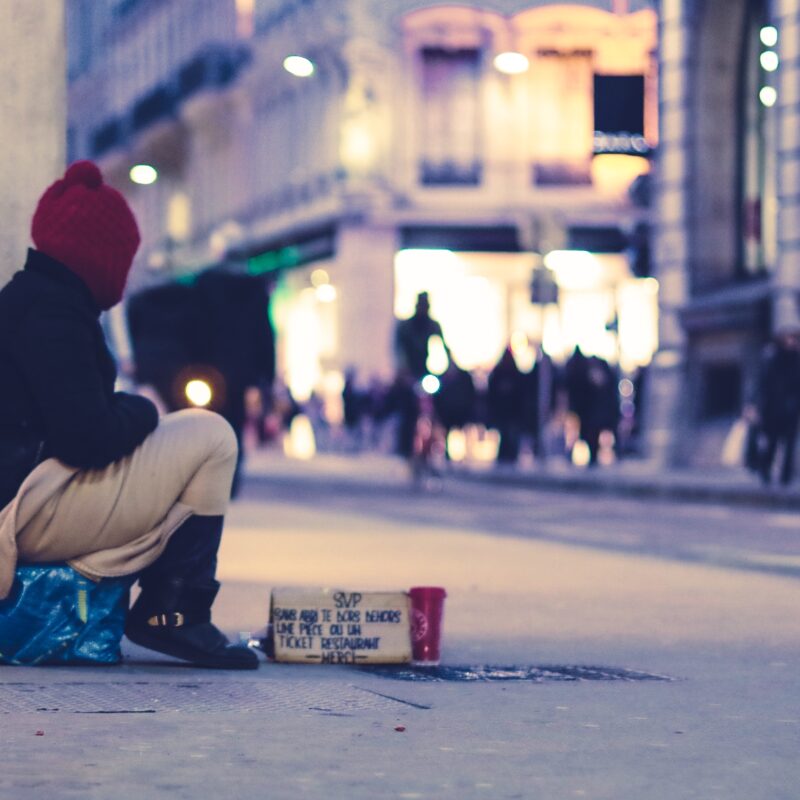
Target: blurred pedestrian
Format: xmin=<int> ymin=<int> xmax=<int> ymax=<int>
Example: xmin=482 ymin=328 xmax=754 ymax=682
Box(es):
xmin=381 ymin=368 xmax=419 ymax=461
xmin=755 ymin=326 xmax=800 ymax=485
xmin=487 ymin=347 xmax=526 ymax=465
xmin=342 ymin=366 xmax=365 ymax=451
xmin=581 ymin=356 xmax=619 ymax=467
xmin=394 ymin=292 xmax=449 ymax=380
xmin=0 ymin=161 xmax=255 ymax=668
xmin=433 ymin=359 xmax=476 ymax=460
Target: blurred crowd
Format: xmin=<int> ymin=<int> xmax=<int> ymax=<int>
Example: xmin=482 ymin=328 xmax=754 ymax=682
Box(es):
xmin=250 ymin=345 xmax=646 ymax=474
xmin=125 ymin=283 xmax=647 ymax=480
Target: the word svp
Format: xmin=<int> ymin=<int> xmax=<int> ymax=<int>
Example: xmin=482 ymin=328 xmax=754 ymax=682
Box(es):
xmin=269 ymin=588 xmax=412 ymax=664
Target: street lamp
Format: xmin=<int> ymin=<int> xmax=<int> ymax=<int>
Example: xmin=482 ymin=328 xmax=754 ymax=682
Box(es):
xmin=283 ymin=55 xmax=315 ymax=77
xmin=493 ymin=51 xmax=530 ymax=75
xmin=129 ymin=164 xmax=158 ymax=185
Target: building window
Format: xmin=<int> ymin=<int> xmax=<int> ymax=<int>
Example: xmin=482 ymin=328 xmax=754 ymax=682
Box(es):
xmin=740 ymin=3 xmax=777 ymax=274
xmin=418 ymin=47 xmax=482 ymax=186
xmin=593 ymin=74 xmax=649 ymax=155
xmin=529 ymin=50 xmax=593 ymax=186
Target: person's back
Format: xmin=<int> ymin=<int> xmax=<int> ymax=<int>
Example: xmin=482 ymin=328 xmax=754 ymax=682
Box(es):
xmin=394 ymin=292 xmax=445 ymax=380
xmin=435 ymin=364 xmax=476 ymax=431
xmin=487 ymin=349 xmax=525 ymax=427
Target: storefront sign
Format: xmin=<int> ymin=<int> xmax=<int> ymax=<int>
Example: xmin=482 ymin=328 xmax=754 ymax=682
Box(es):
xmin=270 ymin=588 xmax=412 ymax=664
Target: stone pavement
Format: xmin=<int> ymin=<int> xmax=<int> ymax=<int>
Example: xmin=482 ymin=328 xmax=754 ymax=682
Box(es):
xmin=1 ymin=451 xmax=799 ymax=800
xmin=248 ymin=448 xmax=800 ymax=509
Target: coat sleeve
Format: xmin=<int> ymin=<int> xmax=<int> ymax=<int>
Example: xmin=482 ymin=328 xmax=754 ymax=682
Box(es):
xmin=18 ymin=303 xmax=159 ymax=469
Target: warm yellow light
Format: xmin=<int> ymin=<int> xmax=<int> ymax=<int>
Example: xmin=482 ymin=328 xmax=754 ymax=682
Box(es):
xmin=426 ymin=335 xmax=449 ymax=375
xmin=591 ymin=154 xmax=650 ymax=196
xmin=544 ymin=251 xmax=605 ymax=291
xmin=283 ymin=414 xmax=316 ymax=460
xmin=760 ymin=26 xmax=778 ymax=47
xmin=166 ymin=192 xmax=191 ymax=242
xmin=510 ymin=330 xmax=529 ymax=354
xmin=760 ymin=51 xmax=779 ymax=71
xmin=310 ymin=268 xmax=330 ymax=287
xmin=283 ymin=55 xmax=315 ymax=77
xmin=642 ymin=277 xmax=660 ymax=294
xmin=571 ymin=439 xmax=591 ymax=467
xmin=185 ymin=379 xmax=212 ymax=407
xmin=446 ymin=429 xmax=467 ymax=462
xmin=315 ymin=283 xmax=337 ymax=303
xmin=340 ymin=120 xmax=377 ymax=172
xmin=760 ymin=86 xmax=777 ymax=107
xmin=130 ymin=164 xmax=158 ymax=185
xmin=493 ymin=51 xmax=530 ymax=75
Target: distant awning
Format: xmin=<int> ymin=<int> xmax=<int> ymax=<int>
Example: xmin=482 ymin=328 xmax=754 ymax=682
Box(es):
xmin=400 ymin=225 xmax=521 ymax=252
xmin=233 ymin=224 xmax=337 ymax=275
xmin=566 ymin=225 xmax=628 ymax=253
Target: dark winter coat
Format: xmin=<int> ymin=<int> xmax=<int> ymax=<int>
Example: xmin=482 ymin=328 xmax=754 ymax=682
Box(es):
xmin=487 ymin=352 xmax=525 ymax=429
xmin=0 ymin=249 xmax=158 ymax=507
xmin=395 ymin=314 xmax=444 ymax=380
xmin=434 ymin=365 xmax=476 ymax=430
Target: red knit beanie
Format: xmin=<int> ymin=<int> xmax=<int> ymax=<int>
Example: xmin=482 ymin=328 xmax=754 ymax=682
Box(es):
xmin=31 ymin=161 xmax=140 ymax=310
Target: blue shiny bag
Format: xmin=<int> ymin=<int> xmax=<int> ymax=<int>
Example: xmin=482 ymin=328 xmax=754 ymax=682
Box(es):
xmin=0 ymin=565 xmax=131 ymax=665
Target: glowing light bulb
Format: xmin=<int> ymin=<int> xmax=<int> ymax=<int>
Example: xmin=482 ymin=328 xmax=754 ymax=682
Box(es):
xmin=761 ymin=51 xmax=779 ymax=71
xmin=185 ymin=379 xmax=212 ymax=407
xmin=493 ymin=52 xmax=529 ymax=75
xmin=759 ymin=86 xmax=777 ymax=107
xmin=129 ymin=164 xmax=158 ymax=185
xmin=421 ymin=374 xmax=441 ymax=394
xmin=283 ymin=55 xmax=314 ymax=77
xmin=760 ymin=26 xmax=778 ymax=47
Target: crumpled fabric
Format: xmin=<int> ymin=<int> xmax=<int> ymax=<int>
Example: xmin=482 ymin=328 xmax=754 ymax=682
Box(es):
xmin=0 ymin=565 xmax=130 ymax=665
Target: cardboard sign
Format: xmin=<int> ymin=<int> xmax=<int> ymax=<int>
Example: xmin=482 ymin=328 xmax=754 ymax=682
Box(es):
xmin=270 ymin=588 xmax=412 ymax=664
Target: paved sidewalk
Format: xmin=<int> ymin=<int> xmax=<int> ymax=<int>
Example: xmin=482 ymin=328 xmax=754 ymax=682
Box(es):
xmin=246 ymin=449 xmax=800 ymax=510
xmin=3 ymin=452 xmax=799 ymax=799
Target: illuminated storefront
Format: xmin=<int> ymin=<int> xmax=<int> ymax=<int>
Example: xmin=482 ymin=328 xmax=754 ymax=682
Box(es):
xmin=393 ymin=247 xmax=658 ymax=375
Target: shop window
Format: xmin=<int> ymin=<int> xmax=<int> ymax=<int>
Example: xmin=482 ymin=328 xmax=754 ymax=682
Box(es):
xmin=593 ymin=74 xmax=650 ymax=156
xmin=529 ymin=50 xmax=593 ymax=186
xmin=740 ymin=2 xmax=778 ymax=274
xmin=701 ymin=363 xmax=742 ymax=419
xmin=418 ymin=47 xmax=482 ymax=186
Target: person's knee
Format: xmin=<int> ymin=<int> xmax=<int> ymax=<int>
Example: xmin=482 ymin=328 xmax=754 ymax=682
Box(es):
xmin=167 ymin=408 xmax=238 ymax=463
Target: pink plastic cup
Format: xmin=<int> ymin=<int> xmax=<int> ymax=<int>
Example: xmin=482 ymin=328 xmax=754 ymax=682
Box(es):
xmin=409 ymin=586 xmax=447 ymax=665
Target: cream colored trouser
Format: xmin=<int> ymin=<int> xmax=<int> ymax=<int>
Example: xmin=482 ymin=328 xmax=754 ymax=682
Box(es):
xmin=13 ymin=409 xmax=237 ymax=580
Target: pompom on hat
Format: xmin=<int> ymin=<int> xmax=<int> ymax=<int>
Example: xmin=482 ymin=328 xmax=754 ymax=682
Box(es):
xmin=31 ymin=161 xmax=140 ymax=310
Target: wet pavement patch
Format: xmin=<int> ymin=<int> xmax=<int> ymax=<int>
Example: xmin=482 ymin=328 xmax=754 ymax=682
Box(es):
xmin=356 ymin=665 xmax=673 ymax=682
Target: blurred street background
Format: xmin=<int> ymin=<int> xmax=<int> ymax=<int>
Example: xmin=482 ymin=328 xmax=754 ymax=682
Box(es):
xmin=2 ymin=0 xmax=800 ymax=797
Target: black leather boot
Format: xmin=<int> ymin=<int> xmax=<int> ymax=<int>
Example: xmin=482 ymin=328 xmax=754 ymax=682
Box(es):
xmin=125 ymin=577 xmax=258 ymax=670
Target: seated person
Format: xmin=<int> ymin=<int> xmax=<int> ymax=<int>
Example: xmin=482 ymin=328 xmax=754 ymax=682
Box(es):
xmin=0 ymin=161 xmax=256 ymax=669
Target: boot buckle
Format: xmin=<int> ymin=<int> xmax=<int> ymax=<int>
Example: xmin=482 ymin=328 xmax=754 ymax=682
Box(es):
xmin=146 ymin=612 xmax=185 ymax=628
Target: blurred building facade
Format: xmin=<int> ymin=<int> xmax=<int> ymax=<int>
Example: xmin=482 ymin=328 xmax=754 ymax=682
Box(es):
xmin=0 ymin=1 xmax=65 ymax=288
xmin=66 ymin=0 xmax=657 ymax=415
xmin=648 ymin=0 xmax=800 ymax=465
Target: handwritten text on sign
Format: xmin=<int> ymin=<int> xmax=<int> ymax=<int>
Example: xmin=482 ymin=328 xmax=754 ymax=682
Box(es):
xmin=270 ymin=588 xmax=412 ymax=664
